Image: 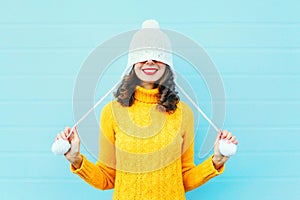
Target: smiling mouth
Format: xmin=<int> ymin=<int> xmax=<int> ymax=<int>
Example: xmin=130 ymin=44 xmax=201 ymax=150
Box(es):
xmin=142 ymin=68 xmax=158 ymax=75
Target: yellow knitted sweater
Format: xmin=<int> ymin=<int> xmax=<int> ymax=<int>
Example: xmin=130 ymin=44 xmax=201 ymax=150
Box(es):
xmin=71 ymin=86 xmax=224 ymax=200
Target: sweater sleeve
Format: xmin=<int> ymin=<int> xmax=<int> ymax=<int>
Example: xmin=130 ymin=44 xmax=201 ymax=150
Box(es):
xmin=70 ymin=102 xmax=116 ymax=190
xmin=181 ymin=103 xmax=225 ymax=192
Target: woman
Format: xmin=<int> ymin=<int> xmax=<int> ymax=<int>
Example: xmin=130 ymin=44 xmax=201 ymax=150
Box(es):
xmin=56 ymin=20 xmax=238 ymax=200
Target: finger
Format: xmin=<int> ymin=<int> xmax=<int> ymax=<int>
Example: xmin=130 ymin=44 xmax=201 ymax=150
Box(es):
xmin=221 ymin=130 xmax=228 ymax=139
xmin=217 ymin=130 xmax=222 ymax=139
xmin=55 ymin=133 xmax=62 ymax=141
xmin=56 ymin=131 xmax=66 ymax=141
xmin=214 ymin=130 xmax=222 ymax=145
xmin=60 ymin=131 xmax=67 ymax=140
xmin=67 ymin=126 xmax=78 ymax=142
xmin=233 ymin=139 xmax=238 ymax=145
xmin=68 ymin=129 xmax=74 ymax=142
xmin=64 ymin=126 xmax=70 ymax=133
xmin=64 ymin=127 xmax=71 ymax=137
xmin=74 ymin=126 xmax=79 ymax=135
xmin=225 ymin=131 xmax=232 ymax=140
xmin=229 ymin=136 xmax=236 ymax=143
xmin=72 ymin=126 xmax=80 ymax=142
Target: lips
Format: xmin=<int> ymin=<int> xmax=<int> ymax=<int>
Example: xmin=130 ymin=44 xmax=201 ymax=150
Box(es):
xmin=142 ymin=68 xmax=158 ymax=75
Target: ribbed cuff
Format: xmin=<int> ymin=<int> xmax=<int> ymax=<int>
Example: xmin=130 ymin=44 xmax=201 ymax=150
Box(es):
xmin=205 ymin=155 xmax=225 ymax=175
xmin=70 ymin=154 xmax=95 ymax=178
xmin=184 ymin=155 xmax=225 ymax=191
xmin=194 ymin=154 xmax=225 ymax=182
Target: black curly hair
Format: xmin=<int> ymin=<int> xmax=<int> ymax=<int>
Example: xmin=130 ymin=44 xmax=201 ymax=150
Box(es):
xmin=114 ymin=65 xmax=180 ymax=113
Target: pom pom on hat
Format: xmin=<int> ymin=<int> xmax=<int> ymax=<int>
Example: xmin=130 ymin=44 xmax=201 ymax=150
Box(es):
xmin=51 ymin=139 xmax=71 ymax=155
xmin=142 ymin=19 xmax=160 ymax=29
xmin=127 ymin=19 xmax=173 ymax=68
xmin=218 ymin=139 xmax=237 ymax=156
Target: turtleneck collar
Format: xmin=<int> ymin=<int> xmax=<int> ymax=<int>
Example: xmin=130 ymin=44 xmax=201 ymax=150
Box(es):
xmin=134 ymin=85 xmax=159 ymax=104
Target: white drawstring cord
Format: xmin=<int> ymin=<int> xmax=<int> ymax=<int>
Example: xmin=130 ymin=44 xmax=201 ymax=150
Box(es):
xmin=175 ymin=83 xmax=220 ymax=132
xmin=52 ymin=67 xmax=236 ymax=156
xmin=67 ymin=79 xmax=220 ymax=139
xmin=51 ymin=66 xmax=131 ymax=155
xmin=66 ymin=81 xmax=120 ymax=139
xmin=66 ymin=65 xmax=132 ymax=139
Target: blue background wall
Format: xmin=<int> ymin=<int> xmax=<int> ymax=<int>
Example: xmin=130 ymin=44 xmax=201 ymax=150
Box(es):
xmin=1 ymin=0 xmax=299 ymax=199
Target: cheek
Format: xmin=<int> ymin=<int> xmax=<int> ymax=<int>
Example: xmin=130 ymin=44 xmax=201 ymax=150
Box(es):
xmin=133 ymin=64 xmax=142 ymax=72
xmin=133 ymin=65 xmax=140 ymax=75
xmin=134 ymin=63 xmax=142 ymax=68
xmin=159 ymin=65 xmax=166 ymax=74
xmin=133 ymin=65 xmax=143 ymax=80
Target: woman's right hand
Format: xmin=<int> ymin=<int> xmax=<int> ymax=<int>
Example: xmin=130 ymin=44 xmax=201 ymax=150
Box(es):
xmin=56 ymin=126 xmax=83 ymax=169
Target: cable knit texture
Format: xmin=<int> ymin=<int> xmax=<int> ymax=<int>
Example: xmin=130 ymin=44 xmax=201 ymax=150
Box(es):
xmin=71 ymin=85 xmax=224 ymax=200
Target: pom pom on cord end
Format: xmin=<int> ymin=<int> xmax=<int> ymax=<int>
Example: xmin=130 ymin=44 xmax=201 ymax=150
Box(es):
xmin=218 ymin=139 xmax=237 ymax=157
xmin=51 ymin=139 xmax=71 ymax=155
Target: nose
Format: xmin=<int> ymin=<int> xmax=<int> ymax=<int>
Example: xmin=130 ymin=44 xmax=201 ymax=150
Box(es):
xmin=145 ymin=59 xmax=155 ymax=65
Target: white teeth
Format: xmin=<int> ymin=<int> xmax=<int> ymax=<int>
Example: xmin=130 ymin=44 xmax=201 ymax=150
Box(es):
xmin=142 ymin=69 xmax=158 ymax=74
xmin=143 ymin=69 xmax=156 ymax=72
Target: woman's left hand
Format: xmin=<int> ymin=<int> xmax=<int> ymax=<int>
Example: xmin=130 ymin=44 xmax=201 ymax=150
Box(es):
xmin=212 ymin=130 xmax=238 ymax=169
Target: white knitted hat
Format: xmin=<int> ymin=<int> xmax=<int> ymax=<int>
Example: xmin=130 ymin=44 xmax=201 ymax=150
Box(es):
xmin=127 ymin=19 xmax=173 ymax=68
